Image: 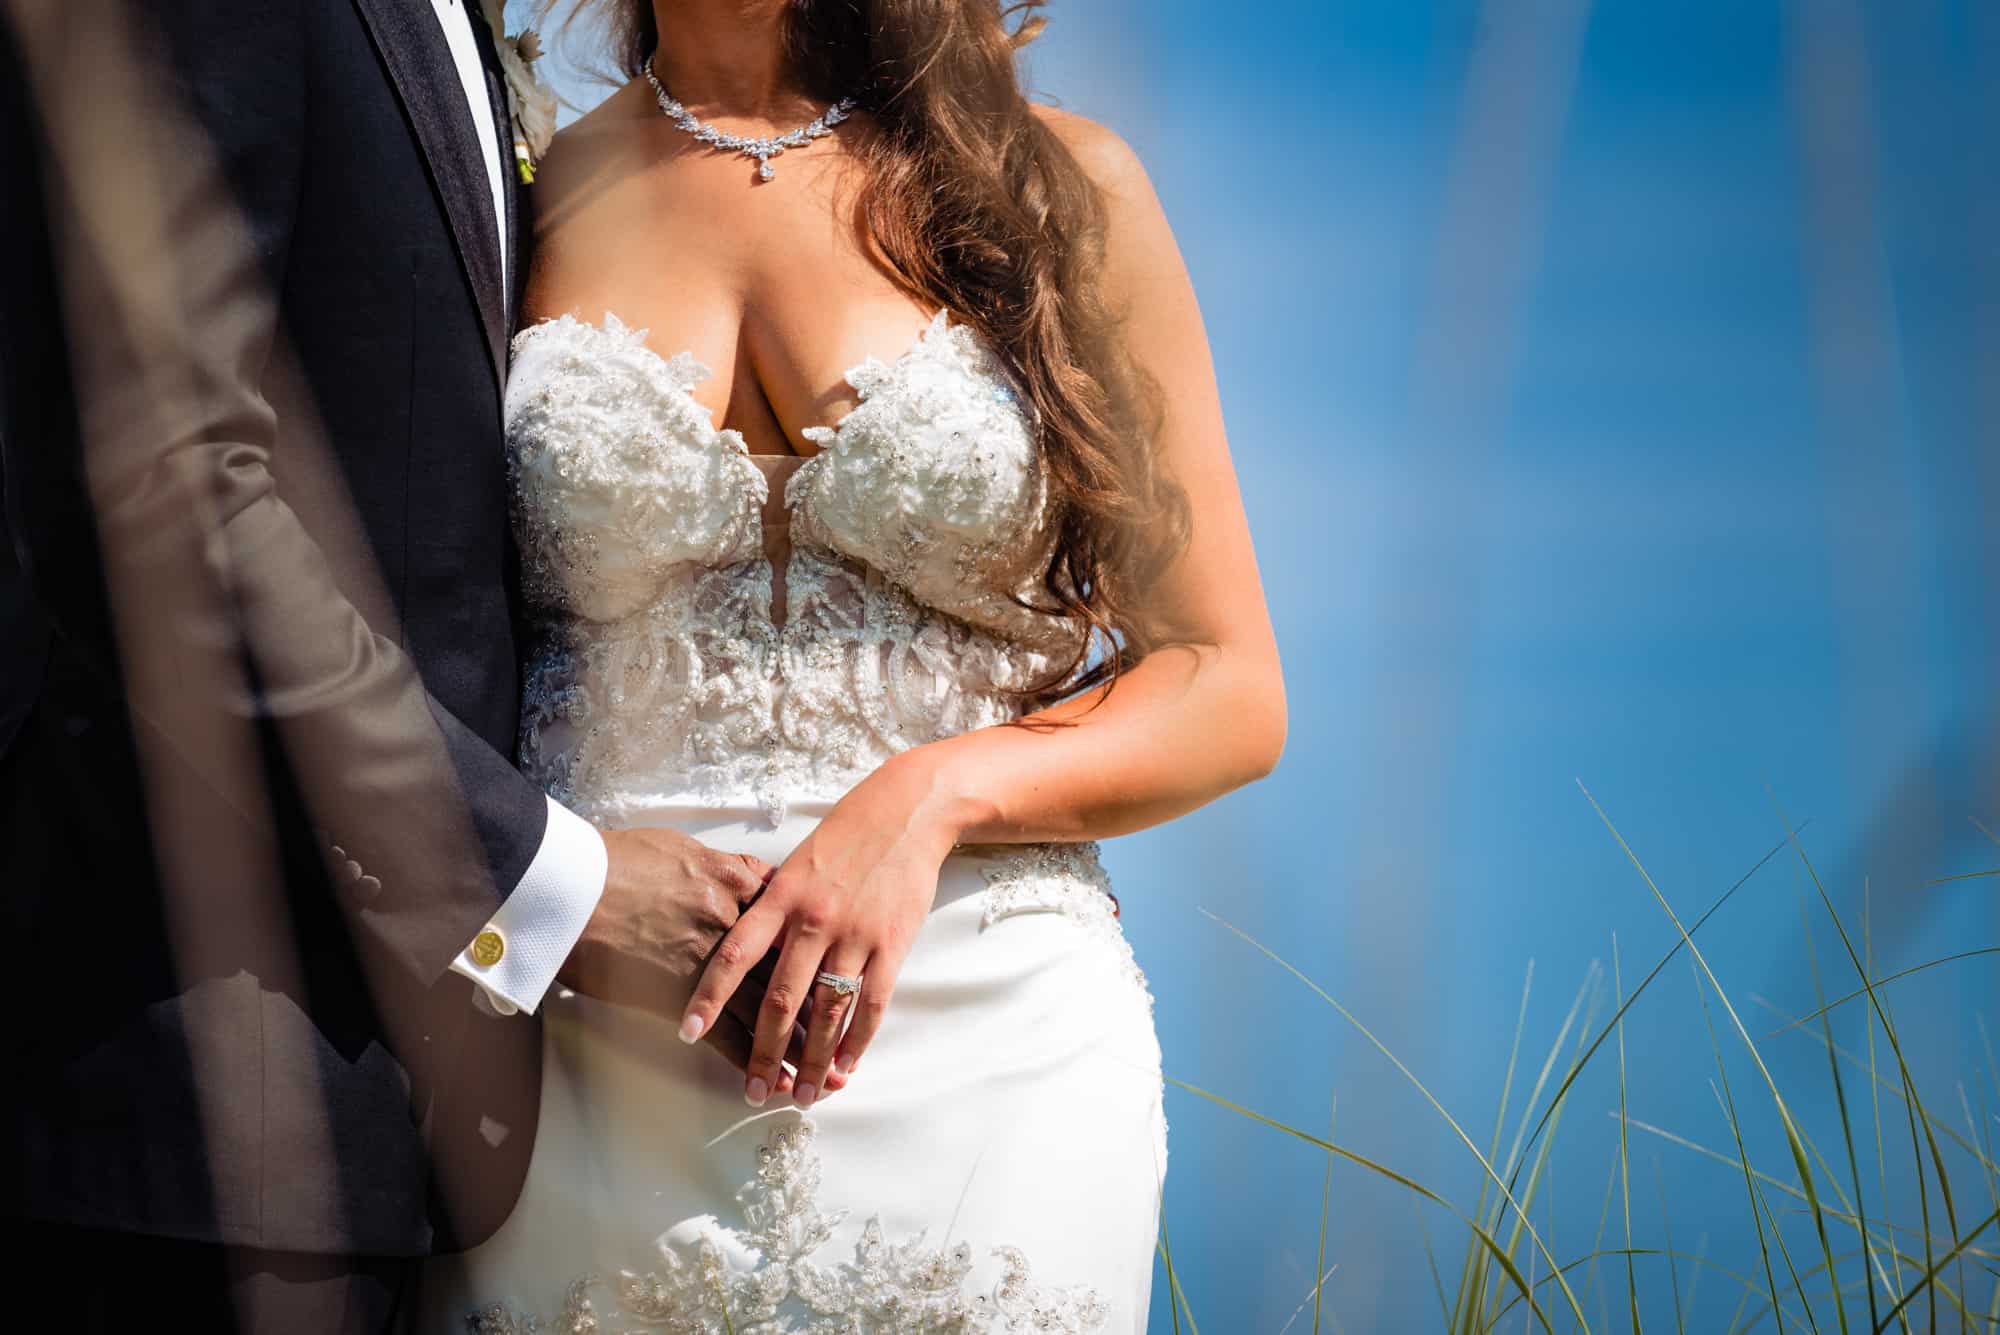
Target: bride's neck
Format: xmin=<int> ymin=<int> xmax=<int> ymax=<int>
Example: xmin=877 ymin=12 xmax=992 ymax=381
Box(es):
xmin=647 ymin=1 xmax=805 ymax=122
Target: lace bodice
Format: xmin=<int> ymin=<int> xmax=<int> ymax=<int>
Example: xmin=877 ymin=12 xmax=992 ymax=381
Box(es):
xmin=507 ymin=311 xmax=1081 ymax=823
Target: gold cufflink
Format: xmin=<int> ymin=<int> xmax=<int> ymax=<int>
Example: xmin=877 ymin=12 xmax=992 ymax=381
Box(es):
xmin=469 ymin=929 xmax=506 ymax=968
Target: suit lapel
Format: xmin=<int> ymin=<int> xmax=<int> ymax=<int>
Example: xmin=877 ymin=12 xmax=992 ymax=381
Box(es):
xmin=500 ymin=87 xmax=524 ymax=337
xmin=350 ymin=0 xmax=507 ymax=388
xmin=467 ymin=9 xmax=525 ymax=338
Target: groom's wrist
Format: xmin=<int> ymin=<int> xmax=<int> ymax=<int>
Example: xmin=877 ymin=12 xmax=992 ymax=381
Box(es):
xmin=453 ymin=797 xmax=607 ymax=1015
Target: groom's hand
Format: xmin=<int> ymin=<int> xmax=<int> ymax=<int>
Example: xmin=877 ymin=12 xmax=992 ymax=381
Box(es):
xmin=558 ymin=826 xmax=763 ymax=1002
xmin=557 ymin=828 xmax=803 ymax=1079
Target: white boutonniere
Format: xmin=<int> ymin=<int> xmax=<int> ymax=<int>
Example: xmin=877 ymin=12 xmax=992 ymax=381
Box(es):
xmin=479 ymin=0 xmax=557 ymax=183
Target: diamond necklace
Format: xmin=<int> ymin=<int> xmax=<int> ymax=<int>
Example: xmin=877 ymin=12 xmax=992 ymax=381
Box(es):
xmin=642 ymin=54 xmax=857 ymax=182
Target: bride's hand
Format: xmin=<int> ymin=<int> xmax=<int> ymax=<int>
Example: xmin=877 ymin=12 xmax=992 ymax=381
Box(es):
xmin=677 ymin=753 xmax=959 ymax=1107
xmin=560 ymin=826 xmax=815 ymax=1093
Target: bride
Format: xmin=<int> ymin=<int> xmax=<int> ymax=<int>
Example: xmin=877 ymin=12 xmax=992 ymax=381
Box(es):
xmin=420 ymin=0 xmax=1283 ymax=1328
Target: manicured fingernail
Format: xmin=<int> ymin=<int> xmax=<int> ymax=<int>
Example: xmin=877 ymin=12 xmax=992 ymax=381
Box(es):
xmin=745 ymin=1076 xmax=769 ymax=1107
xmin=834 ymin=1054 xmax=855 ymax=1077
xmin=679 ymin=1014 xmax=705 ymax=1044
xmin=794 ymin=1081 xmax=818 ymax=1107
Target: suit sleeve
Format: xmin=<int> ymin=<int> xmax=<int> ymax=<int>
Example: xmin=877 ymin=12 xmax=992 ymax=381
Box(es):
xmin=1 ymin=0 xmax=558 ymax=988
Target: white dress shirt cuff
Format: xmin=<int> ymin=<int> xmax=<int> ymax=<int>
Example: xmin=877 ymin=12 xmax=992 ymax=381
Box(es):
xmin=450 ymin=797 xmax=607 ymax=1016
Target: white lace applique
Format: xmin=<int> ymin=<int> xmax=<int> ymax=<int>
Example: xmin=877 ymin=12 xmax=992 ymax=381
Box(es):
xmin=505 ymin=311 xmax=1086 ymax=826
xmin=508 ymin=313 xmax=766 ymax=623
xmin=790 ymin=311 xmax=1077 ymax=656
xmin=465 ymin=1121 xmax=1109 ymax=1334
xmin=977 ymin=842 xmax=1154 ymax=1014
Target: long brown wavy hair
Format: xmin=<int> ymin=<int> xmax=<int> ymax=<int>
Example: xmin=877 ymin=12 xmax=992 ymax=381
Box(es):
xmin=580 ymin=0 xmax=1190 ymax=700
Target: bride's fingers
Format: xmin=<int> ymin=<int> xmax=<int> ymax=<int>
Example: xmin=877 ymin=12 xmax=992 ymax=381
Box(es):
xmin=680 ymin=903 xmax=785 ymax=1047
xmin=792 ymin=947 xmax=866 ymax=1107
xmin=721 ymin=964 xmax=807 ymax=1067
xmin=743 ymin=929 xmax=826 ymax=1107
xmin=701 ymin=1011 xmax=798 ymax=1096
xmin=829 ymin=944 xmax=903 ymax=1080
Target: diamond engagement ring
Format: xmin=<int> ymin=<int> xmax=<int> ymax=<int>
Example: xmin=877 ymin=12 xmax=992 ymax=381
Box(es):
xmin=815 ymin=970 xmax=863 ymax=997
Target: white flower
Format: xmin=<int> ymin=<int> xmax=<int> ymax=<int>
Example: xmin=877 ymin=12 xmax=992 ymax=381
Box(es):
xmin=479 ymin=0 xmax=558 ymax=182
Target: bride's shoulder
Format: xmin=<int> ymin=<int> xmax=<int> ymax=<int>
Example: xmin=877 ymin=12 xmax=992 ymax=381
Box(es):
xmin=1029 ymin=105 xmax=1152 ymax=198
xmin=1027 ymin=105 xmax=1174 ymax=271
xmin=528 ymin=81 xmax=657 ymax=216
xmin=557 ymin=77 xmax=658 ymax=142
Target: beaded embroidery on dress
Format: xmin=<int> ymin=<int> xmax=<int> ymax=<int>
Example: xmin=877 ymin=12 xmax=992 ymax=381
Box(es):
xmin=428 ymin=308 xmax=1166 ymax=1334
xmin=507 ymin=311 xmax=1082 ymax=827
xmin=465 ymin=1121 xmax=1110 ymax=1335
xmin=977 ymin=841 xmax=1153 ymax=1015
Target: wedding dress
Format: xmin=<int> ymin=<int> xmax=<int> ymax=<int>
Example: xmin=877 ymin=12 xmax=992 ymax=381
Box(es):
xmin=416 ymin=310 xmax=1167 ymax=1333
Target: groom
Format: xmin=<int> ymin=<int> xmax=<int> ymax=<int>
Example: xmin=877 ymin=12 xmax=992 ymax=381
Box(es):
xmin=0 ymin=0 xmax=783 ymax=1329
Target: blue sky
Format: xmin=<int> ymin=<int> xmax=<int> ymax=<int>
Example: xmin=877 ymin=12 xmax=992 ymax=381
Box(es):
xmin=529 ymin=3 xmax=1998 ymax=1326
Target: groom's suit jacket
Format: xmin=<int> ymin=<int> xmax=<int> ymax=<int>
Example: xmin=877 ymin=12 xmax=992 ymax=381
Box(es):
xmin=0 ymin=0 xmax=550 ymax=1255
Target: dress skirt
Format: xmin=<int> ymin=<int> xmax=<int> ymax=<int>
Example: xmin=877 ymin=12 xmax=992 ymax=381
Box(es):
xmin=414 ymin=798 xmax=1166 ymax=1333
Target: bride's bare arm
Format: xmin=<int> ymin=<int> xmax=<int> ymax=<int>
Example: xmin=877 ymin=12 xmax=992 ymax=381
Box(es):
xmin=894 ymin=114 xmax=1287 ymax=842
xmin=683 ymin=115 xmax=1285 ymax=1108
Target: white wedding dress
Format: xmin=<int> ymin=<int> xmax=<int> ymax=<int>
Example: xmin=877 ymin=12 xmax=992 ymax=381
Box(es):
xmin=415 ymin=311 xmax=1167 ymax=1332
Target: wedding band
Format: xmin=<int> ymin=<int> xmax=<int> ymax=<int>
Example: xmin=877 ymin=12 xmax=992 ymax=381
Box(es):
xmin=815 ymin=970 xmax=863 ymax=997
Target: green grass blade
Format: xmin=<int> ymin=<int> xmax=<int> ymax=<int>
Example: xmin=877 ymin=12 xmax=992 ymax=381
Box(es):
xmin=1511 ymin=833 xmax=1799 ymax=1177
xmin=1756 ymin=952 xmax=2000 ymax=1040
xmin=1873 ymin=1208 xmax=2000 ymax=1333
xmin=1920 ymin=869 xmax=2000 ymax=887
xmin=1745 ymin=1137 xmax=1821 ymax=1333
xmin=1689 ymin=1230 xmax=1710 ymax=1319
xmin=1782 ymin=1063 xmax=1914 ymax=1335
xmin=1155 ymin=1239 xmax=1182 ymax=1335
xmin=709 ymin=1266 xmax=738 ymax=1335
xmin=1729 ymin=1282 xmax=1757 ymax=1335
xmin=1769 ymin=798 xmax=1961 ymax=1295
xmin=1615 ymin=936 xmax=1642 ymax=1335
xmin=1869 ymin=940 xmax=1939 ymax=1334
xmin=1867 ymin=882 xmax=1911 ymax=1320
xmin=1502 ymin=964 xmax=1602 ymax=1205
xmin=1461 ymin=963 xmax=1536 ymax=1333
xmin=1686 ymin=918 xmax=1786 ymax=1333
xmin=1156 ymin=1191 xmax=1199 ymax=1335
xmin=1974 ymin=1080 xmax=2000 ymax=1226
xmin=1583 ymin=1140 xmax=1620 ymax=1329
xmin=1978 ymin=1014 xmax=2000 ymax=1113
xmin=1416 ymin=1198 xmax=1454 ymax=1332
xmin=1164 ymin=1076 xmax=1563 ymax=1335
xmin=1198 ymin=912 xmax=1592 ymax=1331
xmin=1794 ymin=862 xmax=1883 ymax=1332
xmin=1489 ymin=1245 xmax=1819 ymax=1332
xmin=1316 ymin=1094 xmax=1336 ymax=1335
xmin=1658 ymin=1152 xmax=1687 ymax=1332
xmin=1614 ymin=1112 xmax=1999 ymax=1275
xmin=1496 ymin=966 xmax=1600 ymax=1321
xmin=1582 ymin=783 xmax=1847 ymax=1335
xmin=1750 ymin=996 xmax=2000 ymax=1179
xmin=1278 ymin=1263 xmax=1342 ymax=1335
xmin=1958 ymin=1085 xmax=2000 ymax=1335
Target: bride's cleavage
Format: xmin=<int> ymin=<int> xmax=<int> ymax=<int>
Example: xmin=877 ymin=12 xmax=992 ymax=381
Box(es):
xmin=748 ymin=452 xmax=803 ymax=627
xmin=712 ymin=359 xmax=814 ymax=630
xmin=551 ymin=305 xmax=941 ymax=449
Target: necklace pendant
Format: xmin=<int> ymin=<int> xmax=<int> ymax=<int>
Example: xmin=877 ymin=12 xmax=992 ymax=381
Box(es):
xmin=643 ymin=52 xmax=858 ymax=187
